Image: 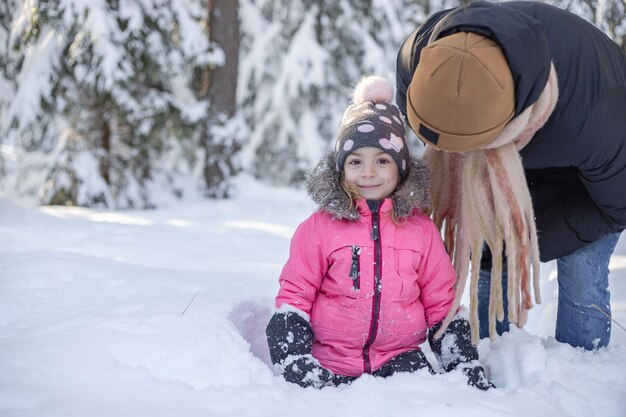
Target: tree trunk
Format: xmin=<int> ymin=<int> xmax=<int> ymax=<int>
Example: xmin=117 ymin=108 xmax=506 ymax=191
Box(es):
xmin=208 ymin=0 xmax=238 ymax=117
xmin=201 ymin=0 xmax=240 ymax=197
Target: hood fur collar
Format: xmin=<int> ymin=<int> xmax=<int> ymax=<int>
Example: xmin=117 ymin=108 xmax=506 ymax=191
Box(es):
xmin=306 ymin=152 xmax=431 ymax=220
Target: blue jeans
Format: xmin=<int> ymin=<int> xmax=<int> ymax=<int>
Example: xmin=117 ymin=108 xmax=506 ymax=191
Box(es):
xmin=478 ymin=232 xmax=621 ymax=350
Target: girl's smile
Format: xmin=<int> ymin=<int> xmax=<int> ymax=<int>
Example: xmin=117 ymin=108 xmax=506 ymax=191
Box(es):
xmin=343 ymin=147 xmax=399 ymax=201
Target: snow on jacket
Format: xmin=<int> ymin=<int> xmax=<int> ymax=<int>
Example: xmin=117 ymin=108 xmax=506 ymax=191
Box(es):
xmin=274 ymin=153 xmax=456 ymax=377
xmin=396 ymin=1 xmax=626 ymax=261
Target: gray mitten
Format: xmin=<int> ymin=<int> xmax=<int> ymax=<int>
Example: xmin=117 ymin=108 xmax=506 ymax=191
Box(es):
xmin=282 ymin=354 xmax=336 ymax=388
xmin=266 ymin=309 xmax=338 ymax=388
xmin=459 ymin=361 xmax=494 ymax=391
xmin=266 ymin=309 xmax=314 ymax=365
xmin=429 ymin=316 xmax=495 ymax=390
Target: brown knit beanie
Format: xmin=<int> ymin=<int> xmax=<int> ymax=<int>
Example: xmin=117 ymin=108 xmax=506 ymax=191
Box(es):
xmin=406 ymin=32 xmax=515 ymax=152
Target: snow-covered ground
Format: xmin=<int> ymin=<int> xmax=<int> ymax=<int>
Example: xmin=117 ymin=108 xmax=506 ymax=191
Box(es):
xmin=1 ymin=175 xmax=625 ymax=417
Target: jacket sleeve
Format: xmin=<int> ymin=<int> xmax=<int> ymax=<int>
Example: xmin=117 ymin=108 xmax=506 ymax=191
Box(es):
xmin=274 ymin=215 xmax=328 ymax=316
xmin=540 ymin=90 xmax=626 ymax=261
xmin=268 ymin=216 xmax=337 ymax=388
xmin=417 ymin=218 xmax=457 ymax=327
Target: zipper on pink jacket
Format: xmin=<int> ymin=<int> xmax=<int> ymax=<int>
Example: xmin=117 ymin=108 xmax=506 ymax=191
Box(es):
xmin=363 ymin=204 xmax=382 ymax=374
xmin=350 ymin=245 xmax=361 ymax=290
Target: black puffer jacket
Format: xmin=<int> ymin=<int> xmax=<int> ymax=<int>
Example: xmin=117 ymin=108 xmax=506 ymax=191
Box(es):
xmin=396 ymin=1 xmax=626 ymax=261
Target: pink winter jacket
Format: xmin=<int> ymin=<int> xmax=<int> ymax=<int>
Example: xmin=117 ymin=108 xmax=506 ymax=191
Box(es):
xmin=275 ymin=198 xmax=456 ymax=377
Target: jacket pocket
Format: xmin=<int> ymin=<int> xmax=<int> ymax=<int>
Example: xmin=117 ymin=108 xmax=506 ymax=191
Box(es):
xmin=326 ymin=243 xmax=369 ymax=296
xmin=394 ymin=248 xmax=422 ymax=300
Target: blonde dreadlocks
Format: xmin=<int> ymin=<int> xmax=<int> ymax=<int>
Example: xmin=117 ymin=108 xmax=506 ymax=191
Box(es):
xmin=429 ymin=63 xmax=559 ymax=344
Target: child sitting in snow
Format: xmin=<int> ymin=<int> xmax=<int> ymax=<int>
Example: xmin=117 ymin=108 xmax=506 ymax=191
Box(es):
xmin=266 ymin=76 xmax=493 ymax=390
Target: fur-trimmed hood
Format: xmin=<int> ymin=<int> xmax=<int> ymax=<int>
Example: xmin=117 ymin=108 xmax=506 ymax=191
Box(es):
xmin=306 ymin=152 xmax=431 ymax=220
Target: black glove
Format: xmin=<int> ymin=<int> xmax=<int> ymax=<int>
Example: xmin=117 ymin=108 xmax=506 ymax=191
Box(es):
xmin=429 ymin=317 xmax=495 ymax=390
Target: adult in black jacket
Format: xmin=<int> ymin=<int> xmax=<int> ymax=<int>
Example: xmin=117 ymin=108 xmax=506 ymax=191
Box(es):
xmin=396 ymin=1 xmax=626 ymax=349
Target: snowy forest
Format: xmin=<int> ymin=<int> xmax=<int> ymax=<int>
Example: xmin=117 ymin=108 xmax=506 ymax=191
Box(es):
xmin=2 ymin=2 xmax=626 ymax=416
xmin=1 ymin=0 xmax=625 ymax=208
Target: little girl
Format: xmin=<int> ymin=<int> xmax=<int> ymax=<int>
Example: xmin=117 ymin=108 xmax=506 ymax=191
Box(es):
xmin=266 ymin=76 xmax=493 ymax=389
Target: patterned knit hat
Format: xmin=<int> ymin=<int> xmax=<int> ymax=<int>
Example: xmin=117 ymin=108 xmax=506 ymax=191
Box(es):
xmin=335 ymin=76 xmax=410 ymax=180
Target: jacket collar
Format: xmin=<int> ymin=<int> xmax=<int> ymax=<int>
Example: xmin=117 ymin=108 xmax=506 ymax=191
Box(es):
xmin=306 ymin=152 xmax=431 ymax=221
xmin=355 ymin=198 xmax=393 ymax=217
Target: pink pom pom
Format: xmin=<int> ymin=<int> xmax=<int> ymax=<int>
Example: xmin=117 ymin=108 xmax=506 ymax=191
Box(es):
xmin=352 ymin=75 xmax=394 ymax=105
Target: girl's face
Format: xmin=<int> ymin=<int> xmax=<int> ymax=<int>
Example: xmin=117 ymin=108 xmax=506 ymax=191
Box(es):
xmin=343 ymin=147 xmax=399 ymax=201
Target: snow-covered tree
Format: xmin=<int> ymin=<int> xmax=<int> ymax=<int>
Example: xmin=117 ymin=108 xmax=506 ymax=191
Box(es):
xmin=0 ymin=0 xmax=236 ymax=207
xmin=238 ymin=0 xmax=623 ymax=187
xmin=237 ymin=0 xmax=442 ymax=186
xmin=2 ymin=0 xmax=623 ymax=206
xmin=201 ymin=0 xmax=242 ymax=198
